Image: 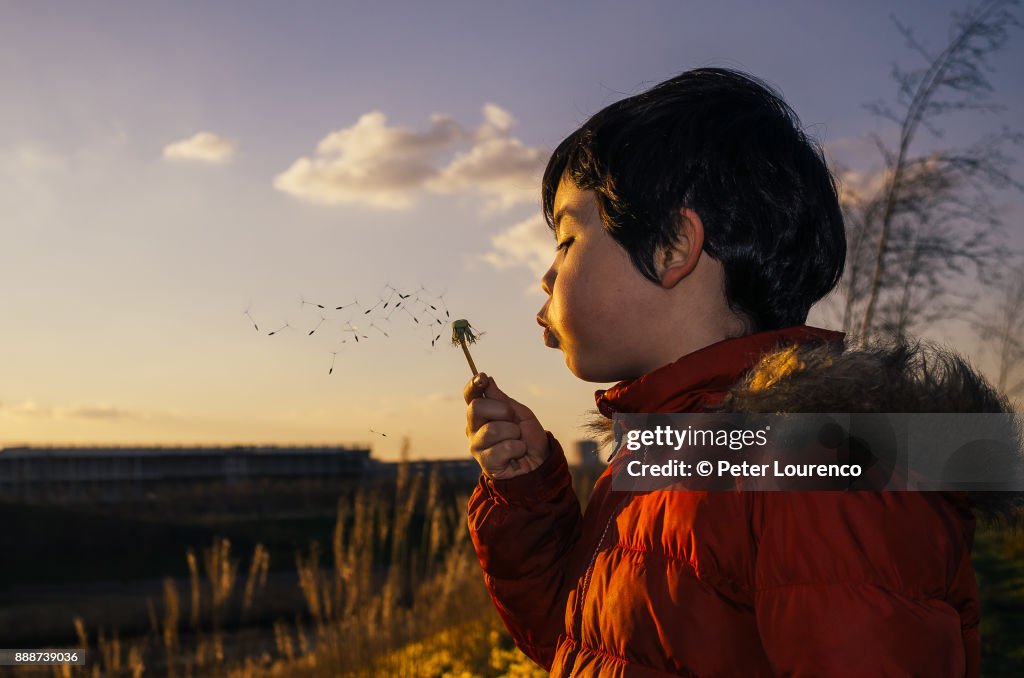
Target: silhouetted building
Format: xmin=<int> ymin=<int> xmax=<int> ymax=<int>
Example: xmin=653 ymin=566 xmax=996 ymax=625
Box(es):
xmin=0 ymin=444 xmax=373 ymax=504
xmin=574 ymin=440 xmax=602 ymax=467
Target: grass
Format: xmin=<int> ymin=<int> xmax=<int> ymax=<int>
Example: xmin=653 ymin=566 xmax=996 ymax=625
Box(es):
xmin=974 ymin=520 xmax=1024 ymax=676
xmin=13 ymin=463 xmax=535 ymax=677
xmin=6 ymin=464 xmax=1021 ymax=677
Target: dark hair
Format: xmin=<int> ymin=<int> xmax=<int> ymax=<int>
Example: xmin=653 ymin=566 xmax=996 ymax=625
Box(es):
xmin=541 ymin=67 xmax=846 ymax=332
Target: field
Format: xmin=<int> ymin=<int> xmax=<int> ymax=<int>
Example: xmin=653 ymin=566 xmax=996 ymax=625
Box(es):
xmin=1 ymin=465 xmax=1020 ymax=677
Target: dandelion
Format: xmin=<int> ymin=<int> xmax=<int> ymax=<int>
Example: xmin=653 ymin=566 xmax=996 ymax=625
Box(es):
xmin=451 ymin=319 xmax=481 ymax=377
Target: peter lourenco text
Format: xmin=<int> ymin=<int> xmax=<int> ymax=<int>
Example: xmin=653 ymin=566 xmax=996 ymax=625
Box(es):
xmin=625 ymin=424 xmax=770 ymax=451
xmin=610 ymin=412 xmax=1024 ymax=492
xmin=625 ymin=459 xmax=862 ymax=478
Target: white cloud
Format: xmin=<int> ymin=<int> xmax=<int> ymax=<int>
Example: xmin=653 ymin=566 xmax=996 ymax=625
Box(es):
xmin=162 ymin=131 xmax=237 ymax=164
xmin=834 ymin=154 xmax=943 ymax=207
xmin=0 ymin=399 xmax=140 ymax=421
xmin=274 ymin=111 xmax=463 ymax=209
xmin=427 ymin=136 xmax=547 ymax=214
xmin=67 ymin=405 xmax=139 ymax=420
xmin=424 ymin=391 xmax=459 ymax=405
xmin=835 ymin=167 xmax=886 ymax=206
xmin=274 ymin=104 xmax=547 ymax=212
xmin=480 ymin=212 xmax=554 ymax=284
xmin=13 ymin=147 xmax=68 ymax=173
xmin=0 ymin=146 xmax=69 ymax=221
xmin=0 ymin=399 xmax=53 ymax=418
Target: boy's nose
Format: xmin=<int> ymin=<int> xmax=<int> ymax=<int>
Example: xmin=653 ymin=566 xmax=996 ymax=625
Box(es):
xmin=540 ymin=265 xmax=555 ymax=296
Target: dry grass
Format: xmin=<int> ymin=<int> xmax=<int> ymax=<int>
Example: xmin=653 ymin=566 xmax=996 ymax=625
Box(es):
xmin=18 ymin=464 xmax=541 ymax=678
xmin=15 ymin=464 xmax=1023 ymax=675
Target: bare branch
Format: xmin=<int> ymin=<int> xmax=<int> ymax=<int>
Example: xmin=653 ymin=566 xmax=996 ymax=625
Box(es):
xmin=850 ymin=0 xmax=1023 ymax=340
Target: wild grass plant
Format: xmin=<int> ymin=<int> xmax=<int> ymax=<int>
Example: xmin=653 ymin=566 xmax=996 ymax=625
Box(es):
xmin=9 ymin=461 xmax=1023 ymax=676
xmin=24 ymin=463 xmax=544 ymax=677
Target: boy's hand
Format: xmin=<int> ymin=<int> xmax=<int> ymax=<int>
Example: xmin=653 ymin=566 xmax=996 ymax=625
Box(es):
xmin=464 ymin=372 xmax=551 ymax=480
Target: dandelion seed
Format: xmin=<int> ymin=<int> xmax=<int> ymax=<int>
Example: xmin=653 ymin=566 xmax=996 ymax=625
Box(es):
xmin=244 ymin=308 xmax=259 ymax=332
xmin=255 ymin=284 xmax=451 ymax=361
xmin=300 ymin=294 xmax=325 ymax=310
xmin=401 ymin=306 xmax=421 ymax=324
xmin=370 ymin=429 xmax=387 ymax=438
xmin=342 ymin=323 xmax=364 ymax=344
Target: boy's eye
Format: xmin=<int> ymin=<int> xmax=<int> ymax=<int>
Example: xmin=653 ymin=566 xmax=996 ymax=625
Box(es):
xmin=555 ymin=236 xmax=575 ymax=253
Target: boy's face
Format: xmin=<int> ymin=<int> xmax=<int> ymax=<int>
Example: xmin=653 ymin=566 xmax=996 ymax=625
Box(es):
xmin=536 ymin=174 xmax=667 ymax=382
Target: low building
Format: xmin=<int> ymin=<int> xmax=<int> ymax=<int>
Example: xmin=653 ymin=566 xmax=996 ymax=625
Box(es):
xmin=0 ymin=444 xmax=374 ymax=504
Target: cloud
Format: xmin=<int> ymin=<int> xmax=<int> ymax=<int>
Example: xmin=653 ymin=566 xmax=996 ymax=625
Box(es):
xmin=833 ymin=154 xmax=944 ymax=208
xmin=527 ymin=383 xmax=549 ymax=397
xmin=274 ymin=104 xmax=548 ymax=212
xmin=162 ymin=131 xmax=237 ymax=164
xmin=836 ymin=171 xmax=884 ymax=207
xmin=424 ymin=392 xmax=459 ymax=405
xmin=427 ymin=136 xmax=547 ymax=214
xmin=10 ymin=147 xmax=68 ymax=173
xmin=480 ymin=212 xmax=553 ymax=281
xmin=0 ymin=400 xmax=53 ymax=418
xmin=274 ymin=111 xmax=462 ymax=209
xmin=67 ymin=405 xmax=139 ymax=420
xmin=0 ymin=146 xmax=70 ymax=220
xmin=0 ymin=399 xmax=140 ymax=421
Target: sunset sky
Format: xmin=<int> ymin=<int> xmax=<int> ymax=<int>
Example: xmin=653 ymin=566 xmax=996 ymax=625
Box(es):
xmin=2 ymin=1 xmax=1022 ymax=461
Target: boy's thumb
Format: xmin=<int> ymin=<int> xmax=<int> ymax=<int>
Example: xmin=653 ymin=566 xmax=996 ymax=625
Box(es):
xmin=483 ymin=376 xmax=511 ymax=402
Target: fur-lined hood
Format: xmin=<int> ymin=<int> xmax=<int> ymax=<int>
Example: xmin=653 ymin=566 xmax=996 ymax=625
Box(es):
xmin=587 ymin=336 xmax=1024 ymax=527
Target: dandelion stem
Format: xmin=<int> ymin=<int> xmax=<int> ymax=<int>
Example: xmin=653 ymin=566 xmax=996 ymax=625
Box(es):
xmin=459 ymin=337 xmax=478 ymax=376
xmin=451 ymin=319 xmax=480 ymax=377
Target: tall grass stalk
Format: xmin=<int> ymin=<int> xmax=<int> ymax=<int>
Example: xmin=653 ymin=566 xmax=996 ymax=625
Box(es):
xmin=20 ymin=465 xmax=546 ymax=677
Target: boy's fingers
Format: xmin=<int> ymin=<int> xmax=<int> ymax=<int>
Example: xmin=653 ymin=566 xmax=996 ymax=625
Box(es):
xmin=467 ymin=398 xmax=516 ymax=433
xmin=476 ymin=439 xmax=527 ymax=473
xmin=483 ymin=376 xmax=512 ymax=402
xmin=472 ymin=421 xmax=521 ymax=450
xmin=463 ymin=372 xmax=491 ymax=404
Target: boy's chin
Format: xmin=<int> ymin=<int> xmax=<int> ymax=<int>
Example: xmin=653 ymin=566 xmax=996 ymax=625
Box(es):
xmin=565 ymin=355 xmax=640 ymax=384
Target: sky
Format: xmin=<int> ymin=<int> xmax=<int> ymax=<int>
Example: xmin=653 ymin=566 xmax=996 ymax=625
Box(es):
xmin=1 ymin=0 xmax=1022 ymax=461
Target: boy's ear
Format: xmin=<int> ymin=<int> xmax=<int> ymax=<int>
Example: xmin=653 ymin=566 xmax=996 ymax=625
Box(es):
xmin=657 ymin=207 xmax=705 ymax=289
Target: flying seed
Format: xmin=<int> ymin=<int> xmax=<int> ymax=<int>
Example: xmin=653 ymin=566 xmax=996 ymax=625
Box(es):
xmin=244 ymin=308 xmax=259 ymax=332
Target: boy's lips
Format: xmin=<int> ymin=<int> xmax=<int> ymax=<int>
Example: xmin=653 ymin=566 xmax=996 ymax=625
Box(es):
xmin=536 ymin=316 xmax=560 ymax=348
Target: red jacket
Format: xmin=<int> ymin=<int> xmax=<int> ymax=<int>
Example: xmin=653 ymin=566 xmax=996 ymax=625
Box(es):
xmin=468 ymin=326 xmax=996 ymax=677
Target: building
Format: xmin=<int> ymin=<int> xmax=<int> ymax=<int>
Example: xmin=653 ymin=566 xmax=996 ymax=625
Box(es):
xmin=0 ymin=444 xmax=374 ymax=504
xmin=574 ymin=439 xmax=603 ymax=467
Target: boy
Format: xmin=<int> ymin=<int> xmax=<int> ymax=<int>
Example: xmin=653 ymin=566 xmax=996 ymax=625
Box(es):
xmin=464 ymin=68 xmax=1019 ymax=676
